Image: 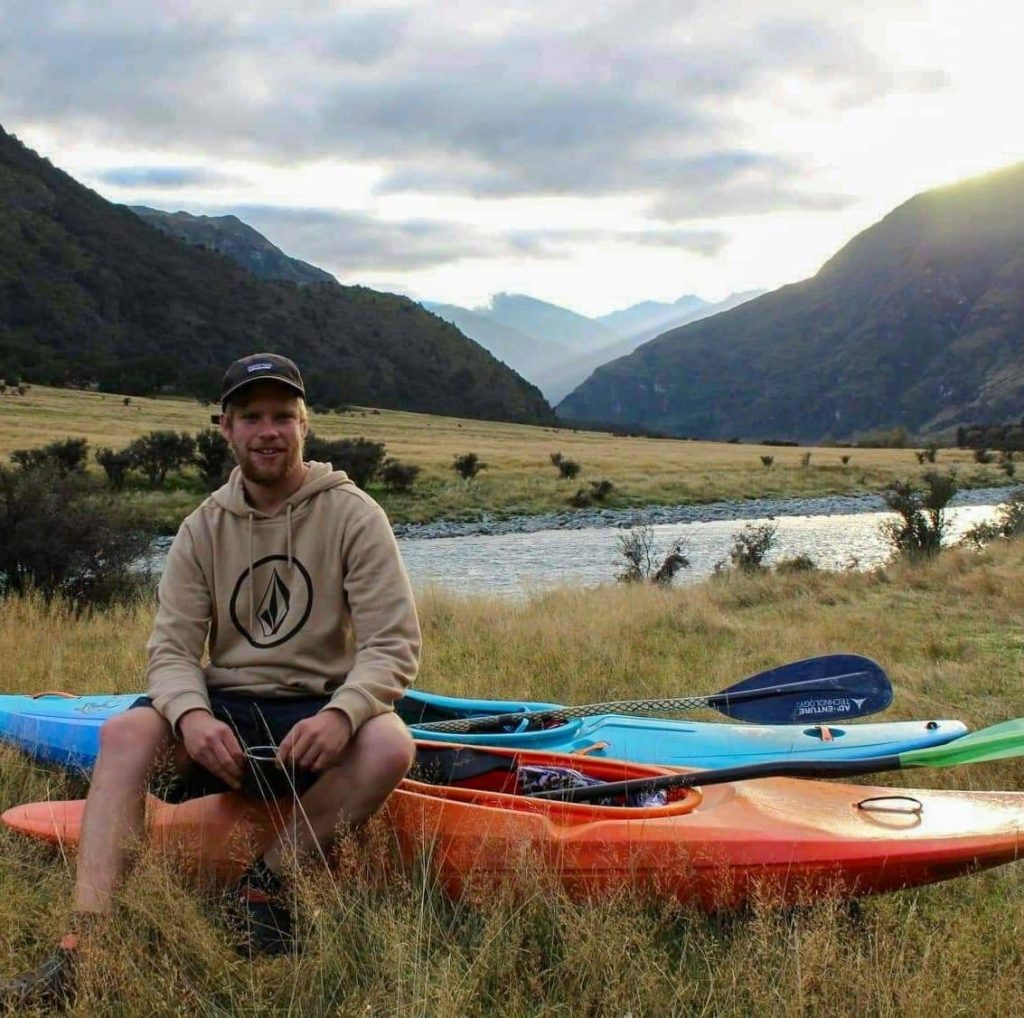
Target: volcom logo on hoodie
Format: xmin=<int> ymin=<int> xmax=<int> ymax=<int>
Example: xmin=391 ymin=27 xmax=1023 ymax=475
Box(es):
xmin=229 ymin=554 xmax=314 ymax=648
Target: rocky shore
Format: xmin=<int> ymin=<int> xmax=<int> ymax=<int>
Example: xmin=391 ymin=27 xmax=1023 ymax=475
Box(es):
xmin=392 ymin=485 xmax=1014 ymax=541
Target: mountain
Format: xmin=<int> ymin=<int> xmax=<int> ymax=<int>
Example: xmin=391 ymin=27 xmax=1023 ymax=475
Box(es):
xmin=534 ymin=290 xmax=765 ymax=403
xmin=421 ymin=301 xmax=570 ymax=378
xmin=131 ymin=207 xmax=335 ymax=285
xmin=0 ymin=126 xmax=553 ymax=424
xmin=558 ymin=164 xmax=1024 ymax=442
xmin=597 ymin=295 xmax=709 ymax=339
xmin=484 ymin=293 xmax=622 ymax=354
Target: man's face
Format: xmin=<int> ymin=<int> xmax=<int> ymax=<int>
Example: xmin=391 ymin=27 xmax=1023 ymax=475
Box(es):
xmin=220 ymin=382 xmax=307 ymax=488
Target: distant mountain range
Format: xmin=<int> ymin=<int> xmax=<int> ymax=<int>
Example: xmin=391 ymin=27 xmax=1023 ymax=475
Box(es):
xmin=0 ymin=125 xmax=553 ymax=423
xmin=131 ymin=207 xmax=335 ymax=286
xmin=558 ymin=163 xmax=1024 ymax=443
xmin=426 ymin=290 xmax=762 ymax=402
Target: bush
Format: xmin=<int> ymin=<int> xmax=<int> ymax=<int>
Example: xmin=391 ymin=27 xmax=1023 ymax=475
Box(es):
xmin=760 ymin=455 xmax=774 ymax=469
xmin=775 ymin=553 xmax=818 ymax=573
xmin=616 ymin=526 xmax=689 ymax=586
xmin=799 ymin=452 xmax=811 ymax=468
xmin=973 ymin=448 xmax=994 ymax=464
xmin=127 ymin=431 xmax=196 ymax=487
xmin=567 ymin=487 xmax=592 ymax=508
xmin=590 ymin=479 xmax=614 ymax=502
xmin=557 ymin=459 xmax=581 ymax=480
xmin=880 ymin=470 xmax=958 ymax=560
xmin=452 ymin=452 xmax=486 ymax=481
xmin=722 ymin=522 xmax=778 ymax=573
xmin=96 ymin=447 xmax=134 ymax=490
xmin=194 ymin=429 xmax=233 ymax=490
xmin=549 ymin=452 xmax=564 ymax=467
xmin=379 ymin=458 xmax=420 ymax=494
xmin=841 ymin=455 xmax=851 ymax=465
xmin=962 ymin=488 xmax=1024 ymax=547
xmin=11 ymin=438 xmax=89 ymax=476
xmin=0 ymin=465 xmax=151 ymax=606
xmin=305 ymin=434 xmax=386 ymax=488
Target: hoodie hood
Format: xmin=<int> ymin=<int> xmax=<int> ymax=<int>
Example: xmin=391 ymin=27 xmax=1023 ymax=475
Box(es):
xmin=211 ymin=461 xmax=352 ymax=518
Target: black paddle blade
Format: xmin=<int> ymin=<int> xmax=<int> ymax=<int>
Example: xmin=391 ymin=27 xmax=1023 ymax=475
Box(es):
xmin=708 ymin=654 xmax=892 ymax=724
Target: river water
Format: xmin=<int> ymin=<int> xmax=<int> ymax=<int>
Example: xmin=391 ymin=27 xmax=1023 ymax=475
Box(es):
xmin=396 ymin=501 xmax=1003 ymax=596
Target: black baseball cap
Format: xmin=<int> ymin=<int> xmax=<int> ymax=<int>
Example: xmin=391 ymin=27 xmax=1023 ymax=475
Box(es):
xmin=220 ymin=353 xmax=305 ymax=408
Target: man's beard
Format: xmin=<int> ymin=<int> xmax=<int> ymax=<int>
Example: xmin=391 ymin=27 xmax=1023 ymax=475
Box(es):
xmin=233 ymin=442 xmax=303 ymax=486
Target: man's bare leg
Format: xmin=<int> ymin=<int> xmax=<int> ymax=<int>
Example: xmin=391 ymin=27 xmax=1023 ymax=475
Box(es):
xmin=73 ymin=707 xmax=175 ymax=914
xmin=262 ymin=711 xmax=415 ymax=872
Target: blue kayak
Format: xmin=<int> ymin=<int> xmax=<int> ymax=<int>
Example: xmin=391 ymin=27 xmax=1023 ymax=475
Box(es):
xmin=0 ymin=690 xmax=968 ymax=771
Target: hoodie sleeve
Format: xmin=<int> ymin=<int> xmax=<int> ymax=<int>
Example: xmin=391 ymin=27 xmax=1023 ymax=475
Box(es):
xmin=145 ymin=521 xmax=214 ymax=731
xmin=327 ymin=505 xmax=421 ymax=733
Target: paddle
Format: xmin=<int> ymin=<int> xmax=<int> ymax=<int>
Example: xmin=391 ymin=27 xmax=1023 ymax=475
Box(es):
xmin=414 ymin=654 xmax=892 ymax=733
xmin=529 ymin=717 xmax=1024 ymax=802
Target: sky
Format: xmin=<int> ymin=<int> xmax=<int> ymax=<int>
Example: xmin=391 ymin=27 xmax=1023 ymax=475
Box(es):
xmin=2 ymin=0 xmax=1023 ymax=317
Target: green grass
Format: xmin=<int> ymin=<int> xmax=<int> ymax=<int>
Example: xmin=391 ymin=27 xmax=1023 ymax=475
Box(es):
xmin=3 ymin=541 xmax=1024 ymax=1013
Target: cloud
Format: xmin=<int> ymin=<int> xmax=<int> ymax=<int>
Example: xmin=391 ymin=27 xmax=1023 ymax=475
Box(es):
xmin=98 ymin=166 xmax=241 ymax=189
xmin=0 ymin=1 xmax=947 ymax=220
xmin=180 ymin=204 xmax=726 ymax=275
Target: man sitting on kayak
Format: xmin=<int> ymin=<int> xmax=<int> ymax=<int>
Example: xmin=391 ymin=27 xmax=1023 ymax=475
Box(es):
xmin=1 ymin=352 xmax=421 ymax=1007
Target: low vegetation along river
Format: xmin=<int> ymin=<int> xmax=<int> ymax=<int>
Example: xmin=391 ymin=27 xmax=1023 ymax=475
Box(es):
xmin=394 ymin=489 xmax=1008 ymax=596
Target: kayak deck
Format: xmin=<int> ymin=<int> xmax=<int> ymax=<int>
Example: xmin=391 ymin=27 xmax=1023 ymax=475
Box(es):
xmin=4 ymin=742 xmax=1023 ymax=910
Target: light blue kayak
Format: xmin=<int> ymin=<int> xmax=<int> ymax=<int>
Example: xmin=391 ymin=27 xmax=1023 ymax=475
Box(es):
xmin=0 ymin=690 xmax=968 ymax=771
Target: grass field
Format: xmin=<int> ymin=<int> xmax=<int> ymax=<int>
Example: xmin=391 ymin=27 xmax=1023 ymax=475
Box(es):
xmin=1 ymin=539 xmax=1023 ymax=1015
xmin=0 ymin=385 xmax=1007 ymax=529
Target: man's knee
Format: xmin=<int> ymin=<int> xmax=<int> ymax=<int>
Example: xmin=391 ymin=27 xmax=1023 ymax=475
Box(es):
xmin=97 ymin=707 xmax=171 ymax=761
xmin=358 ymin=712 xmax=416 ymax=780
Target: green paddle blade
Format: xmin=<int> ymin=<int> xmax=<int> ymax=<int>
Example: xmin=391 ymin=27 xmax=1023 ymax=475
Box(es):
xmin=900 ymin=718 xmax=1024 ymax=768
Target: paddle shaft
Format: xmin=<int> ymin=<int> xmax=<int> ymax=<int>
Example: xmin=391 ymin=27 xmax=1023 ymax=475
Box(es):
xmin=416 ymin=668 xmax=880 ymax=734
xmin=530 ymin=755 xmax=906 ymax=802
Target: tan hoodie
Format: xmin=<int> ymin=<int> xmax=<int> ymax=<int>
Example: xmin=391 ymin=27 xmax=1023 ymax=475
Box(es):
xmin=146 ymin=462 xmax=421 ymax=734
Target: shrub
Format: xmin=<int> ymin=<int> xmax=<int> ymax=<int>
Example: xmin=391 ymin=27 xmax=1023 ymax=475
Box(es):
xmin=379 ymin=458 xmax=420 ymax=494
xmin=567 ymin=487 xmax=592 ymax=508
xmin=775 ymin=553 xmax=818 ymax=573
xmin=724 ymin=522 xmax=778 ymax=573
xmin=760 ymin=455 xmax=774 ymax=469
xmin=11 ymin=438 xmax=89 ymax=476
xmin=880 ymin=470 xmax=958 ymax=560
xmin=305 ymin=434 xmax=386 ymax=487
xmin=452 ymin=452 xmax=486 ymax=481
xmin=799 ymin=452 xmax=811 ymax=468
xmin=127 ymin=430 xmax=196 ymax=487
xmin=194 ymin=429 xmax=234 ymax=490
xmin=616 ymin=526 xmax=689 ymax=586
xmin=841 ymin=455 xmax=851 ymax=465
xmin=557 ymin=458 xmax=581 ymax=480
xmin=0 ymin=465 xmax=151 ymax=606
xmin=96 ymin=447 xmax=134 ymax=490
xmin=590 ymin=479 xmax=614 ymax=502
xmin=962 ymin=488 xmax=1024 ymax=547
xmin=973 ymin=448 xmax=994 ymax=464
xmin=549 ymin=452 xmax=564 ymax=467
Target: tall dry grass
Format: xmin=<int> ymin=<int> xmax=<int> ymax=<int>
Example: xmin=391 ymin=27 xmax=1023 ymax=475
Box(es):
xmin=2 ymin=543 xmax=1024 ymax=1014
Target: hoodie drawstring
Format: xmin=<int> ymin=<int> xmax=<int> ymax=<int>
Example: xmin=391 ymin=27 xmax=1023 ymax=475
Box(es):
xmin=286 ymin=504 xmax=294 ymax=570
xmin=248 ymin=511 xmax=255 ymax=635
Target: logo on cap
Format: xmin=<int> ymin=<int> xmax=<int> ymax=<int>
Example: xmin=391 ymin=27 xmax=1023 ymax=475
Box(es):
xmin=248 ymin=362 xmax=274 ymax=373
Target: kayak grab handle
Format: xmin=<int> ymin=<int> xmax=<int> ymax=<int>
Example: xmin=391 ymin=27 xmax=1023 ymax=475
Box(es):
xmin=856 ymin=795 xmax=923 ymax=815
xmin=30 ymin=691 xmax=77 ymax=700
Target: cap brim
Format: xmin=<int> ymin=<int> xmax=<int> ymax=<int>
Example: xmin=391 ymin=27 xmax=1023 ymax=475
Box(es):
xmin=221 ymin=375 xmax=305 ymax=407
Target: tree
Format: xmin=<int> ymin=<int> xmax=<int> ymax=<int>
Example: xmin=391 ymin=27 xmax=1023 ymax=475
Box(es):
xmin=721 ymin=522 xmax=778 ymax=573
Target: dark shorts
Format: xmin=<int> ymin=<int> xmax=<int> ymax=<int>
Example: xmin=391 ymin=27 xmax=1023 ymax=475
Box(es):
xmin=131 ymin=690 xmax=329 ymax=801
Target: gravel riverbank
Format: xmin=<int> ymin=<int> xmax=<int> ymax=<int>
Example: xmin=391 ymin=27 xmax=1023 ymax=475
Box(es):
xmin=392 ymin=485 xmax=1015 ymax=541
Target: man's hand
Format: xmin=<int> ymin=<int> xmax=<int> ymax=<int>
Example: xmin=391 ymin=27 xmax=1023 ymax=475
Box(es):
xmin=179 ymin=710 xmax=245 ymax=789
xmin=277 ymin=710 xmax=353 ymax=773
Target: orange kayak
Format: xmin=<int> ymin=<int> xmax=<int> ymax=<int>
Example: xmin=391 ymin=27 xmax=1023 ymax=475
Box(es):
xmin=5 ymin=742 xmax=1024 ymax=909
